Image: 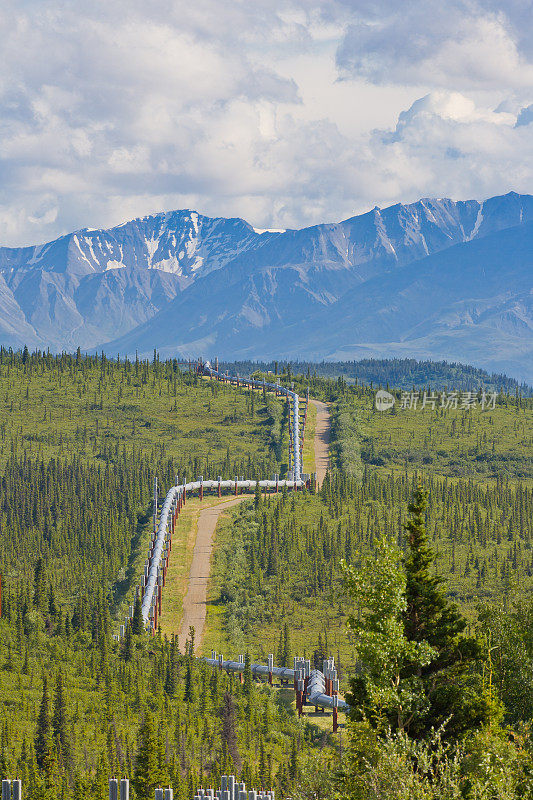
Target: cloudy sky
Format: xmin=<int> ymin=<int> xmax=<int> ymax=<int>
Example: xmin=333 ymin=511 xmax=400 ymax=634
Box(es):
xmin=1 ymin=0 xmax=532 ymax=245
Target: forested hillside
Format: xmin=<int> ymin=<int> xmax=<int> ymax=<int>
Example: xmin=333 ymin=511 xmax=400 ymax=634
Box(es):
xmin=1 ymin=353 xmax=533 ymax=798
xmin=204 ymin=369 xmax=533 ymax=797
xmin=0 ymin=348 xmax=283 ymax=598
xmin=0 ymin=350 xmax=309 ymax=799
xmin=221 ymin=358 xmax=532 ymax=395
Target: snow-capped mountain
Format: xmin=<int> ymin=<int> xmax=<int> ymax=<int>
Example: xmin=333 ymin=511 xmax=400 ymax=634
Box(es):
xmin=0 ymin=210 xmax=279 ymax=350
xmin=1 ymin=192 xmax=532 ymax=380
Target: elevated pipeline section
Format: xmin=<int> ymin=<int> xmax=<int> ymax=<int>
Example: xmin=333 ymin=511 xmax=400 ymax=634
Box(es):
xmin=202 ymin=651 xmax=349 ymax=730
xmin=139 ymin=476 xmax=309 ymax=629
xmin=133 ymin=359 xmax=311 ymax=631
xmin=198 ymin=359 xmax=307 ymax=482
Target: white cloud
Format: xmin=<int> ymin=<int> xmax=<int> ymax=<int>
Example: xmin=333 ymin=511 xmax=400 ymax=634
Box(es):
xmin=0 ymin=0 xmax=531 ymax=246
xmin=336 ymin=0 xmax=533 ymax=90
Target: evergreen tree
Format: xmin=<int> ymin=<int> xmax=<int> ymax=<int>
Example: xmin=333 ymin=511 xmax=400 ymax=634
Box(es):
xmin=4 ymin=642 xmax=14 ymax=672
xmin=288 ymin=736 xmax=299 ymax=783
xmin=34 ymin=676 xmax=54 ymax=776
xmin=131 ymin=594 xmax=144 ymax=635
xmin=243 ymin=653 xmax=252 ymax=696
xmin=221 ymin=692 xmax=240 ymax=771
xmin=33 ymin=558 xmax=46 ymax=610
xmin=401 ymin=486 xmax=493 ymax=739
xmin=254 ymin=483 xmax=262 ymax=510
xmin=183 ymin=660 xmax=195 ymax=703
xmin=133 ymin=712 xmax=158 ymax=800
xmin=122 ymin=625 xmax=133 ymax=662
xmin=282 ymin=622 xmax=292 ymax=668
xmin=52 ymin=671 xmax=70 ymax=766
xmin=164 ymin=657 xmax=176 ymax=697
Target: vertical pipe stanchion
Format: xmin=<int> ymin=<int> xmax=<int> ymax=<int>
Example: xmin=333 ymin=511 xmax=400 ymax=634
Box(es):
xmin=297 ymin=677 xmax=304 ymax=716
xmin=109 ymin=778 xmax=119 ymax=800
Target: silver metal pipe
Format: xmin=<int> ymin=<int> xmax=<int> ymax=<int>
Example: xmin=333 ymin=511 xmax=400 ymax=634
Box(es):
xmin=201 ymin=363 xmax=303 ymax=480
xmin=201 ymin=657 xmax=349 ymax=710
xmin=141 ymin=478 xmax=305 ymax=625
xmin=140 ymin=360 xmax=308 ymax=625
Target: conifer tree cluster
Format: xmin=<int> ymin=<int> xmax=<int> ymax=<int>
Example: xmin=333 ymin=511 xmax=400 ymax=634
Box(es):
xmin=211 ymin=472 xmax=533 ymax=660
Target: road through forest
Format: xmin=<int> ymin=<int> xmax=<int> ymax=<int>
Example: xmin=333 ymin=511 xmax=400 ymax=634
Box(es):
xmin=178 ymin=400 xmax=331 ymax=652
xmin=309 ymin=399 xmax=331 ymax=487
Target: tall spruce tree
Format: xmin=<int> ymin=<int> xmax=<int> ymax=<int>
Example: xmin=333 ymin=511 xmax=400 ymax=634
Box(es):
xmin=221 ymin=692 xmax=240 ymax=771
xmin=400 ymin=486 xmax=493 ymax=739
xmin=243 ymin=653 xmax=252 ymax=696
xmin=183 ymin=659 xmax=195 ymax=703
xmin=131 ymin=594 xmax=144 ymax=635
xmin=35 ymin=676 xmax=54 ymax=775
xmin=52 ymin=671 xmax=70 ymax=766
xmin=33 ymin=558 xmax=46 ymax=610
xmin=122 ymin=625 xmax=133 ymax=662
xmin=281 ymin=622 xmax=292 ymax=668
xmin=133 ymin=712 xmax=158 ymax=800
xmin=345 ymin=487 xmax=494 ymax=740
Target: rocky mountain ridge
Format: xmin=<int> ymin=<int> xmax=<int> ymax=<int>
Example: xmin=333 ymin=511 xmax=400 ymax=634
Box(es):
xmin=0 ymin=192 xmax=531 ymax=380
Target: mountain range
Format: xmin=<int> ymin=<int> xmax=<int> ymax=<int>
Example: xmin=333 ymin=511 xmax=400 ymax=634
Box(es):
xmin=0 ymin=192 xmax=531 ymax=381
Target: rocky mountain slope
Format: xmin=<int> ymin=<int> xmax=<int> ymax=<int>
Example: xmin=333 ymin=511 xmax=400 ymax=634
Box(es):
xmin=1 ymin=192 xmax=532 ymax=380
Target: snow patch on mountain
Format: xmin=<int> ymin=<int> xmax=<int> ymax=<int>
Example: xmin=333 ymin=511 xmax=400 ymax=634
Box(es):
xmin=0 ymin=192 xmax=531 ymax=379
xmin=468 ymin=205 xmax=484 ymax=240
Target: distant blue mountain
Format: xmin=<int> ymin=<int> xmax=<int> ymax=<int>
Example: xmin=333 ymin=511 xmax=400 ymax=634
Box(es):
xmin=0 ymin=192 xmax=532 ymax=381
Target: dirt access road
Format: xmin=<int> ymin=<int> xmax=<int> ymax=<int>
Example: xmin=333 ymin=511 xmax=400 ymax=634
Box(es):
xmin=178 ymin=400 xmax=331 ymax=652
xmin=177 ymin=495 xmax=244 ymax=652
xmin=309 ymin=399 xmax=331 ymax=487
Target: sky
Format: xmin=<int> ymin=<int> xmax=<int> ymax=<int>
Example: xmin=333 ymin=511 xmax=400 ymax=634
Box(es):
xmin=0 ymin=0 xmax=532 ymax=246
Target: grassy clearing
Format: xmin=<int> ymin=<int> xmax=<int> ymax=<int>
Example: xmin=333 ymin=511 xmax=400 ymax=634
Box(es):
xmin=357 ymin=393 xmax=533 ymax=482
xmin=0 ymin=356 xmax=285 ymax=470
